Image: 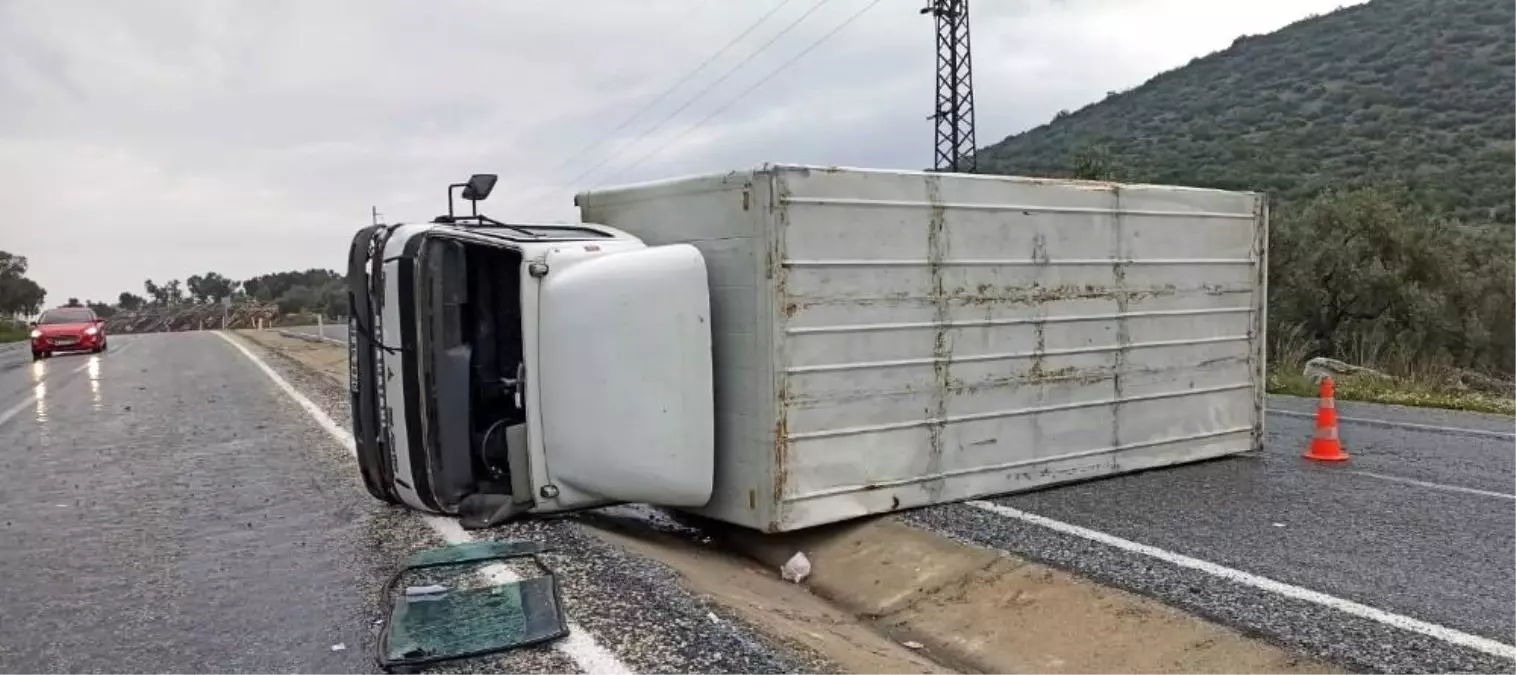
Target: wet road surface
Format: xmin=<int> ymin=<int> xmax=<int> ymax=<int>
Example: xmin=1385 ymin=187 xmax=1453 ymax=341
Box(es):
xmin=0 ymin=335 xmax=379 ymax=672
xmin=7 ymin=327 xmax=1510 ymax=673
xmin=0 ymin=332 xmax=815 ymax=674
xmin=909 ymin=397 xmax=1516 ymax=673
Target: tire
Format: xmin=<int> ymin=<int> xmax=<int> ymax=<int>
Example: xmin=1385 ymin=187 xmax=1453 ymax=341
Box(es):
xmin=31 ymin=350 xmax=42 ymax=361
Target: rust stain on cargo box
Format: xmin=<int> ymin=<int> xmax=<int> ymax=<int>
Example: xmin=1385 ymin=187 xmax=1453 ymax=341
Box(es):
xmin=772 ymin=413 xmax=789 ymax=520
xmin=786 ymin=283 xmax=1250 ymax=312
xmin=924 ymin=174 xmax=950 ymax=504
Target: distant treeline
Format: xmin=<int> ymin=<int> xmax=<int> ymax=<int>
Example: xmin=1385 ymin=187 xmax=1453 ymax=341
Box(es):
xmin=95 ymin=269 xmax=346 ymax=320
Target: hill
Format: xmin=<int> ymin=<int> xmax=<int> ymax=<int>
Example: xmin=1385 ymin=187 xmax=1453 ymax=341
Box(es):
xmin=976 ymin=0 xmax=1515 ymax=225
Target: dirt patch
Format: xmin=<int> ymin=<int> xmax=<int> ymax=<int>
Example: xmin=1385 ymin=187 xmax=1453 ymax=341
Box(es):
xmin=887 ymin=557 xmax=1332 ymax=674
xmin=237 ymin=330 xmax=348 ymax=387
xmin=723 ymin=518 xmax=1341 ymax=675
xmin=582 ymin=516 xmax=953 ymax=675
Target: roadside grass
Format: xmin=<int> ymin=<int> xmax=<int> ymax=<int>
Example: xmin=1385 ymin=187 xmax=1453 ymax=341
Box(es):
xmin=1267 ymin=369 xmax=1515 ymax=415
xmin=1267 ymin=323 xmax=1514 ymax=415
xmin=0 ymin=323 xmax=28 ymax=344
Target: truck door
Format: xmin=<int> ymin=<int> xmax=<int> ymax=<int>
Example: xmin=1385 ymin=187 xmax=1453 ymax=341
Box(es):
xmin=535 ymin=244 xmax=714 ymax=507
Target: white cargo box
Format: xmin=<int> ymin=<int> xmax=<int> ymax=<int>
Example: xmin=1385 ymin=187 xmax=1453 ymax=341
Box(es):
xmin=576 ymin=165 xmax=1267 ymax=532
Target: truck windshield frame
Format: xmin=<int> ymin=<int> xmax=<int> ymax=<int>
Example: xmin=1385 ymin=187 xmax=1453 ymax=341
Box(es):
xmin=429 ymin=215 xmax=614 ymax=241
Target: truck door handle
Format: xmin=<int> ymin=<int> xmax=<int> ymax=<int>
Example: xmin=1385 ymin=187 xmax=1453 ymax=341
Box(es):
xmin=503 ymin=363 xmax=526 ymax=410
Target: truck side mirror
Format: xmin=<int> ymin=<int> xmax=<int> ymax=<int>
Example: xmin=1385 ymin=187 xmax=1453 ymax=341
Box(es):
xmin=461 ymin=174 xmax=498 ymax=201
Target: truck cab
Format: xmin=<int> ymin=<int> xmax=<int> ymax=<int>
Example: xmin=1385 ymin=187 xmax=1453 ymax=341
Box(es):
xmin=347 ymin=175 xmax=714 ymax=528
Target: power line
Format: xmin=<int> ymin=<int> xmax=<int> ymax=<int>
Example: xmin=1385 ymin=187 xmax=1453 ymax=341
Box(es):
xmin=547 ymin=0 xmax=798 ymax=176
xmin=587 ymin=0 xmax=886 ymax=190
xmin=559 ymin=0 xmax=840 ymax=191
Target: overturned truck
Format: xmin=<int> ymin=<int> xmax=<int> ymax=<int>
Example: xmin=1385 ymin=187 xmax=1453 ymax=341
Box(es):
xmin=348 ymin=165 xmax=1268 ymax=532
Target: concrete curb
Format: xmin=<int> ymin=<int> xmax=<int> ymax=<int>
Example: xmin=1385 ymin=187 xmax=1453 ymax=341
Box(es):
xmin=273 ymin=328 xmax=345 ymax=346
xmin=716 ymin=516 xmax=1335 ymax=674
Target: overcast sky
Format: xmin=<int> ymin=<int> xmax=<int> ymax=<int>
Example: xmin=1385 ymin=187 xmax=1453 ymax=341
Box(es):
xmin=0 ymin=0 xmax=1363 ymax=306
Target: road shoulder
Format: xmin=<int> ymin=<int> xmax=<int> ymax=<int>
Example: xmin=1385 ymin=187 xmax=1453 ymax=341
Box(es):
xmin=232 ymin=329 xmax=943 ymax=674
xmin=718 ymin=517 xmax=1337 ymax=674
xmin=238 ymin=328 xmax=1342 ymax=674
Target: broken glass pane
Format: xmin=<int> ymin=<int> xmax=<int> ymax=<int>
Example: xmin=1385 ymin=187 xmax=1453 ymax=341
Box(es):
xmin=378 ymin=541 xmax=568 ymax=670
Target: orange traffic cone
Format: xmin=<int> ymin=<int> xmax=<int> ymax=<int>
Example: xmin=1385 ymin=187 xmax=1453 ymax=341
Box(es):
xmin=1303 ymin=376 xmax=1350 ymax=462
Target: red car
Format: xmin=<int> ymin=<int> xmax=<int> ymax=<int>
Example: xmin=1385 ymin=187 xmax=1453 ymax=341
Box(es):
xmin=31 ymin=306 xmax=109 ymax=360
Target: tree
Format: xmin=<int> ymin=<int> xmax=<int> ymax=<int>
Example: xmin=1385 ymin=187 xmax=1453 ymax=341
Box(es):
xmin=117 ymin=292 xmax=146 ymax=311
xmin=1072 ymin=146 xmax=1118 ymax=181
xmin=87 ymin=301 xmax=116 ymax=319
xmin=186 ymin=274 xmax=205 ymax=303
xmin=1268 ymin=186 xmax=1514 ymax=374
xmin=162 ymin=279 xmax=183 ymax=305
xmin=9 ymin=278 xmax=45 ymax=317
xmin=275 ymin=285 xmax=316 ymax=315
xmin=65 ymin=297 xmax=81 ymax=307
xmin=0 ymin=250 xmax=46 ymax=318
xmin=144 ymin=279 xmax=166 ymax=305
xmin=187 ymin=271 xmax=236 ymax=304
xmin=0 ymin=251 xmax=27 ymax=280
xmin=242 ymin=269 xmax=340 ymax=304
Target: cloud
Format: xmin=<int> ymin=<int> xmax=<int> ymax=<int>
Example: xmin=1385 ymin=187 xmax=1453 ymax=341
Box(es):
xmin=0 ymin=0 xmax=1362 ymax=305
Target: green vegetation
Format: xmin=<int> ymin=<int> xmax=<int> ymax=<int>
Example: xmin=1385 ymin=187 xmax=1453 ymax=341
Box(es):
xmin=99 ymin=270 xmax=345 ymax=333
xmin=977 ymin=0 xmax=1515 ymax=410
xmin=0 ymin=251 xmax=47 ymax=319
xmin=241 ymin=269 xmax=345 ymax=317
xmin=127 ymin=269 xmax=345 ymax=318
xmin=1268 ymin=369 xmax=1513 ymax=415
xmin=0 ymin=320 xmax=28 ymax=344
xmin=1270 ymin=188 xmax=1512 ymax=374
xmin=980 ymin=0 xmax=1514 ymax=224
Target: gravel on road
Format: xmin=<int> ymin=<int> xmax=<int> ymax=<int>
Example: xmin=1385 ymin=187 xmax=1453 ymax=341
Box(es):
xmin=906 ymin=401 xmax=1515 ymax=674
xmin=0 ymin=332 xmax=822 ymax=674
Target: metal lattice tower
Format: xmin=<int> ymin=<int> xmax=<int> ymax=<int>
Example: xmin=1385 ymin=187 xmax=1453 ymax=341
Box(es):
xmin=923 ymin=0 xmax=976 ymax=172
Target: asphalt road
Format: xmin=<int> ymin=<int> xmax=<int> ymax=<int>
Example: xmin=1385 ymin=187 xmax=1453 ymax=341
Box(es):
xmin=0 ymin=341 xmax=32 ymax=376
xmin=0 ymin=332 xmax=815 ymax=674
xmin=9 ymin=328 xmax=1513 ymax=673
xmin=908 ymin=397 xmax=1516 ymax=673
xmin=283 ymin=320 xmax=1516 ymax=669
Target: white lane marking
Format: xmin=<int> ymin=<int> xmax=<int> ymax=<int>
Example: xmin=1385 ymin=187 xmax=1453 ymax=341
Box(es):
xmin=966 ymin=500 xmax=1516 ymax=661
xmin=0 ymin=344 xmax=134 ymax=429
xmin=215 ymin=331 xmax=632 ymax=674
xmin=1341 ymin=470 xmax=1515 ymax=501
xmin=422 ymin=518 xmax=629 ymax=674
xmin=0 ymin=388 xmax=43 ymax=429
xmin=1269 ymin=409 xmax=1515 ymax=440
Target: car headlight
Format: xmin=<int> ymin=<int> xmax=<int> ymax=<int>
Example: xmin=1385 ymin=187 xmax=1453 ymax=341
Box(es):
xmin=30 ymin=329 xmax=41 ymax=339
xmin=84 ymin=325 xmax=98 ymax=335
